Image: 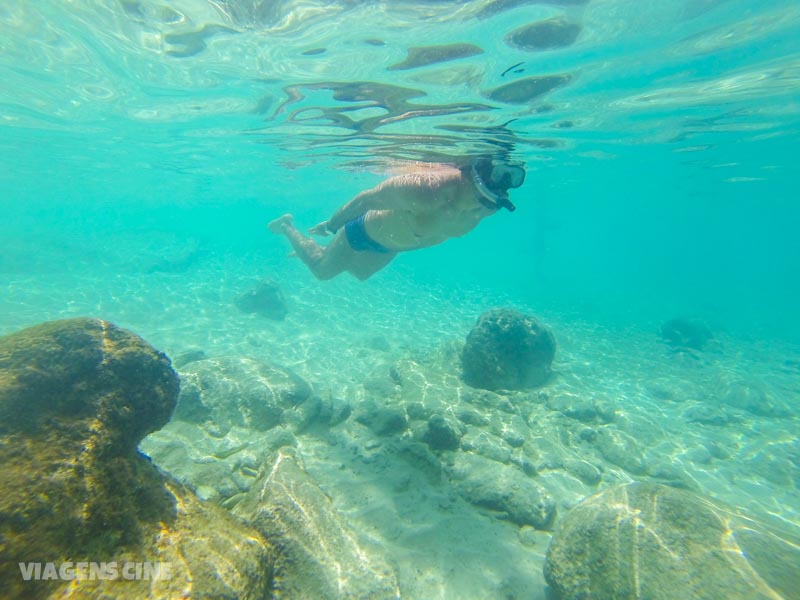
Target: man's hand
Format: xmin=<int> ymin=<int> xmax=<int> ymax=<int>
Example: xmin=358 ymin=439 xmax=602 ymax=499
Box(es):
xmin=309 ymin=221 xmax=331 ymax=236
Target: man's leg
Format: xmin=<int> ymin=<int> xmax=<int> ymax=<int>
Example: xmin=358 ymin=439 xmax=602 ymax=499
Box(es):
xmin=346 ymin=251 xmax=396 ymax=280
xmin=268 ymin=214 xmax=349 ymax=280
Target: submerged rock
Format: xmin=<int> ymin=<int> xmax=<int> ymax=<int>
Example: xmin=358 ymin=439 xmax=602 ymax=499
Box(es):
xmin=0 ymin=318 xmax=274 ymax=600
xmin=450 ymin=453 xmax=556 ymax=530
xmin=422 ymin=413 xmax=463 ymax=450
xmin=234 ymin=449 xmax=399 ymax=599
xmin=659 ymin=317 xmax=713 ymax=350
xmin=544 ymin=482 xmax=800 ymax=600
xmin=172 ymin=347 xmax=207 ymax=368
xmin=460 ymin=428 xmax=512 ymax=464
xmin=461 ymin=308 xmax=556 ymax=391
xmin=144 ymin=235 xmax=202 ymax=274
xmin=594 ymin=426 xmax=647 ymax=475
xmin=176 ymin=356 xmax=313 ymax=435
xmin=547 ymin=393 xmax=599 ymax=422
xmin=355 ymin=399 xmax=408 ymax=436
xmin=721 ymin=380 xmax=790 ymax=418
xmin=235 ymin=279 xmax=288 ymax=320
xmin=140 ymin=419 xmax=301 ymax=505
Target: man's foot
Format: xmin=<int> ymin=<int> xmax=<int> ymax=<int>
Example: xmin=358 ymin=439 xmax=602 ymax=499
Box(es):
xmin=268 ymin=214 xmax=294 ymax=234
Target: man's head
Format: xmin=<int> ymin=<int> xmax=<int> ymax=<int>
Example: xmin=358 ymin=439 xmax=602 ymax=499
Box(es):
xmin=470 ymin=157 xmax=526 ymax=211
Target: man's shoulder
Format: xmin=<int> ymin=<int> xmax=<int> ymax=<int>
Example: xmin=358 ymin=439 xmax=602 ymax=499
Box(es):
xmin=382 ymin=165 xmax=464 ymax=190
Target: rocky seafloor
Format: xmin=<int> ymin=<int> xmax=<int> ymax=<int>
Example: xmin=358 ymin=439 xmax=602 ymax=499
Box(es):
xmin=2 ymin=252 xmax=799 ymax=599
xmin=139 ymin=305 xmax=800 ymax=599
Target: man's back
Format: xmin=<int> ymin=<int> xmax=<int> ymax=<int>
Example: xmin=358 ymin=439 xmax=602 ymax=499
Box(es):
xmin=363 ymin=167 xmax=496 ymax=251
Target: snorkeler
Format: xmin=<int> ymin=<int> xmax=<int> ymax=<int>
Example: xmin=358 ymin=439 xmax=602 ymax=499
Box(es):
xmin=268 ymin=157 xmax=525 ymax=280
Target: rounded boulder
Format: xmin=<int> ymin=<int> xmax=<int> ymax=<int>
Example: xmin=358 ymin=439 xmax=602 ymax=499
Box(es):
xmin=544 ymin=482 xmax=800 ymax=600
xmin=461 ymin=308 xmax=555 ymax=391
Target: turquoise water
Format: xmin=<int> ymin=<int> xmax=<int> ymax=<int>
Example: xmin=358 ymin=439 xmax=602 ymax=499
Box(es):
xmin=2 ymin=1 xmax=800 ymax=598
xmin=3 ymin=0 xmax=799 ymax=338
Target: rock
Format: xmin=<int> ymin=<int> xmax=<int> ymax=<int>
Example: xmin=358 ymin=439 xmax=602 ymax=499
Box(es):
xmin=659 ymin=317 xmax=712 ymax=350
xmin=355 ymin=400 xmax=408 ymax=436
xmin=645 ymin=460 xmax=698 ymax=491
xmin=685 ymin=446 xmax=713 ymax=464
xmin=315 ymin=394 xmax=352 ymax=427
xmin=422 ymin=413 xmax=463 ymax=450
xmin=518 ymin=525 xmax=540 ymax=547
xmin=577 ymin=426 xmax=597 ymax=442
xmin=461 ymin=429 xmax=512 ymax=464
xmin=235 ymin=279 xmax=288 ymax=320
xmin=502 ymin=428 xmax=526 ymax=448
xmin=745 ymin=452 xmax=797 ymax=487
xmin=141 ymin=420 xmax=300 ymax=506
xmin=146 ymin=236 xmax=202 ymax=273
xmin=175 ymin=356 xmax=313 ymax=435
xmin=547 ymin=393 xmax=598 ymax=422
xmin=461 ymin=308 xmax=556 ymax=391
xmin=456 ymin=407 xmax=490 ymax=426
xmin=234 ymin=449 xmax=399 ymax=600
xmin=489 ymin=414 xmax=528 ymax=449
xmin=172 ymin=347 xmax=207 ymax=368
xmin=593 ymin=399 xmax=618 ymax=423
xmin=563 ymin=459 xmax=602 ymax=486
xmin=0 ymin=318 xmax=274 ymax=600
xmin=721 ymin=381 xmax=790 ymax=418
xmin=683 ymin=404 xmax=736 ymax=426
xmin=0 ymin=318 xmax=177 ymax=452
xmin=405 ymin=401 xmax=430 ymax=421
xmin=363 ymin=365 xmax=402 ymax=398
xmin=463 ymin=387 xmax=518 ymax=414
xmin=510 ymin=453 xmax=538 ymax=476
xmin=366 ymin=335 xmax=391 ymax=352
xmin=544 ymin=482 xmax=800 ymax=600
xmin=594 ymin=426 xmax=647 ymax=475
xmin=450 ymin=453 xmax=556 ymax=530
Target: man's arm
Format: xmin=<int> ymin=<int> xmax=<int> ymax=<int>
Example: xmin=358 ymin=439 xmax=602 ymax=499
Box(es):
xmin=311 ymin=169 xmax=463 ymax=235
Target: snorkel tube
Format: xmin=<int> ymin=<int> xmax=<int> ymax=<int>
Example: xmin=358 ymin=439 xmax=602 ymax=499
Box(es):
xmin=471 ymin=163 xmax=517 ymax=212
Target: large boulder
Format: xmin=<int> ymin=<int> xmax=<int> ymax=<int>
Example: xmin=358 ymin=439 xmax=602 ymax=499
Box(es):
xmin=461 ymin=308 xmax=556 ymax=391
xmin=235 ymin=279 xmax=288 ymax=320
xmin=0 ymin=318 xmax=274 ymax=599
xmin=234 ymin=449 xmax=400 ymax=599
xmin=544 ymin=482 xmax=800 ymax=600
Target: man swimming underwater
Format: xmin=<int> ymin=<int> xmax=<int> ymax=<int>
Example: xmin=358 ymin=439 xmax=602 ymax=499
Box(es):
xmin=268 ymin=157 xmax=525 ymax=280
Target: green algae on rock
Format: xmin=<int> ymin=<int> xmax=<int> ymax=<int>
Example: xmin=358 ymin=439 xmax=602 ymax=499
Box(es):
xmin=0 ymin=317 xmax=177 ymax=447
xmin=461 ymin=308 xmax=556 ymax=391
xmin=0 ymin=318 xmax=274 ymax=600
xmin=544 ymin=482 xmax=800 ymax=600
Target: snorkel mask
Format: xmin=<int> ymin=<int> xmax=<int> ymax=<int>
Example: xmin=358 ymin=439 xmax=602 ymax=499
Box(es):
xmin=471 ymin=158 xmax=526 ymax=212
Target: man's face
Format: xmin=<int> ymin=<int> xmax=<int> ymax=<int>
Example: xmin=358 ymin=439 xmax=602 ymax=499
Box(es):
xmin=489 ymin=162 xmax=526 ymax=191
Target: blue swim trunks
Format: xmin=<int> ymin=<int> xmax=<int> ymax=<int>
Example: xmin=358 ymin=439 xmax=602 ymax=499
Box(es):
xmin=344 ymin=214 xmax=392 ymax=254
